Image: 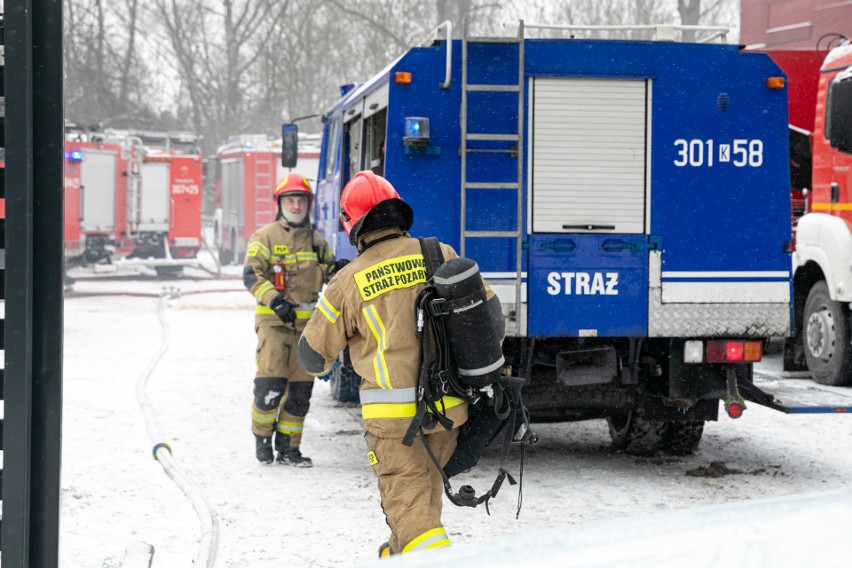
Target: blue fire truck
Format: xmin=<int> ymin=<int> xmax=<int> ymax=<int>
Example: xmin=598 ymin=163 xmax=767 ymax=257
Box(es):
xmin=285 ymin=22 xmax=852 ymax=454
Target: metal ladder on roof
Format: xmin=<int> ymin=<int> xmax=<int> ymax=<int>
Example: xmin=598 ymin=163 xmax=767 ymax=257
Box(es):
xmin=460 ymin=21 xmax=525 ymax=335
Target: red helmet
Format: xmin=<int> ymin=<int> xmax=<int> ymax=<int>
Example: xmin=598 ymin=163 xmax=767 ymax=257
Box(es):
xmin=274 ymin=173 xmax=312 ymax=202
xmin=339 ymin=171 xmax=413 ymax=245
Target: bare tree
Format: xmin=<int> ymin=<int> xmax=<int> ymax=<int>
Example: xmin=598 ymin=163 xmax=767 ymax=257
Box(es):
xmin=64 ymin=0 xmax=741 ymax=149
xmin=152 ymin=0 xmax=299 ymax=152
xmin=501 ymin=0 xmax=736 ymax=41
xmin=679 ymin=0 xmax=730 ymax=41
xmin=64 ymin=0 xmax=164 ymax=128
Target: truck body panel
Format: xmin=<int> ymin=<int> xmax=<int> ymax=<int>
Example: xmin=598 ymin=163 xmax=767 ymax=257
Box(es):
xmin=318 ymin=38 xmax=792 ymax=340
xmin=63 ymin=139 xmax=134 ymax=261
xmin=139 ymin=162 xmax=170 ymax=230
xmin=313 ymin=25 xmax=852 ymax=447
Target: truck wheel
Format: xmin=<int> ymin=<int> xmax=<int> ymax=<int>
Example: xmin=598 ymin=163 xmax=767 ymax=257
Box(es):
xmin=218 ymin=246 xmax=233 ymax=266
xmin=661 ymin=421 xmax=704 ymax=455
xmin=607 ymin=411 xmax=667 ymax=455
xmin=803 ymin=281 xmax=852 ymax=386
xmin=330 ymin=349 xmax=361 ymax=403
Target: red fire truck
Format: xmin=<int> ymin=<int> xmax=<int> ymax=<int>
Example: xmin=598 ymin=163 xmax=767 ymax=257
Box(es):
xmin=63 ymin=126 xmax=204 ymax=275
xmin=115 ymin=130 xmax=204 ymax=271
xmin=64 ymin=126 xmax=138 ymax=265
xmin=743 ymin=0 xmax=852 ymax=384
xmin=213 ymin=133 xmax=320 ymax=264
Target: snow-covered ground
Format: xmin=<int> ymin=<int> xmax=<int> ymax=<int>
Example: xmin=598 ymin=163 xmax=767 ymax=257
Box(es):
xmin=59 ymin=263 xmax=852 ymax=567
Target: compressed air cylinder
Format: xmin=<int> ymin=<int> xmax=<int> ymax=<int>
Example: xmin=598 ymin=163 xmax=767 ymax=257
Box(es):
xmin=432 ymin=258 xmax=505 ymax=387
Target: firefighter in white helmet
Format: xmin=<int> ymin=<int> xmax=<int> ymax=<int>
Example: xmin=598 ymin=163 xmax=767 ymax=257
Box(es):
xmin=297 ymin=172 xmax=503 ymax=555
xmin=243 ymin=172 xmax=347 ymax=466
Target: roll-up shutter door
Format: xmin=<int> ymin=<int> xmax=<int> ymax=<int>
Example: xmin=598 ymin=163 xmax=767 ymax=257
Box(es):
xmin=80 ymin=149 xmax=118 ymax=231
xmin=531 ymin=78 xmax=648 ymax=234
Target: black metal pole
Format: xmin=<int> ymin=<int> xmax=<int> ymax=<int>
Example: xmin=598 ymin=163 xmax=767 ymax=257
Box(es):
xmin=3 ymin=0 xmax=64 ymax=566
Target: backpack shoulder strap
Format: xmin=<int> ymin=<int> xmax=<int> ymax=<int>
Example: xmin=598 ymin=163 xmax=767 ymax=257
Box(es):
xmin=417 ymin=237 xmax=445 ymax=279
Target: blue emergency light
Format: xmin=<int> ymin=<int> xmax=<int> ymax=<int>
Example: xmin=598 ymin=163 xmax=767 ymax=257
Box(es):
xmin=403 ymin=117 xmax=430 ymax=147
xmin=65 ymin=150 xmax=83 ymax=162
xmin=340 ymin=83 xmax=355 ymax=96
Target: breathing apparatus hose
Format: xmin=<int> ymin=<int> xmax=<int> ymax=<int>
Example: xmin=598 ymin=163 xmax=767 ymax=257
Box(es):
xmin=420 ymin=430 xmax=514 ymax=511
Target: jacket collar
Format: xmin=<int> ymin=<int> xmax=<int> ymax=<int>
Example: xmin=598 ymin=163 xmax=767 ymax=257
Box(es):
xmin=357 ymin=227 xmax=406 ymax=253
xmin=278 ymin=218 xmax=310 ymax=231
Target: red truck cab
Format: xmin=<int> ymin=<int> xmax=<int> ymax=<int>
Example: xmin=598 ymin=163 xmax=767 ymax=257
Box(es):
xmin=810 ymin=44 xmax=852 ymax=228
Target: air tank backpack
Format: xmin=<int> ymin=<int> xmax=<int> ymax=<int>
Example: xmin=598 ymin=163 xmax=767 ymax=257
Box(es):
xmin=402 ymin=237 xmax=538 ymax=514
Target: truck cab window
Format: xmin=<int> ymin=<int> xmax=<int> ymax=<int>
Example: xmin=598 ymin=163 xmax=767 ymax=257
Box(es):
xmin=365 ymin=109 xmax=387 ymax=176
xmin=344 ymin=115 xmax=363 ymax=186
xmin=322 ymin=117 xmax=340 ymax=181
xmin=826 ymin=74 xmax=852 ymax=154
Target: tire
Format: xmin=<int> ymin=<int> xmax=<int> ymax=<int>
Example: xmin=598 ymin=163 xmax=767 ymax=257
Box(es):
xmin=330 ymin=349 xmax=361 ymax=403
xmin=606 ymin=410 xmax=667 ymax=455
xmin=661 ymin=421 xmax=704 ymax=456
xmin=218 ymin=245 xmax=233 ymax=266
xmin=783 ymin=336 xmax=808 ymax=372
xmin=802 ymin=281 xmax=852 ymax=386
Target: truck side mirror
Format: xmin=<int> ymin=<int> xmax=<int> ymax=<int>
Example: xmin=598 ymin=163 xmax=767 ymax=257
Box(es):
xmin=828 ymin=72 xmax=852 ymax=154
xmin=282 ymin=123 xmax=299 ymax=167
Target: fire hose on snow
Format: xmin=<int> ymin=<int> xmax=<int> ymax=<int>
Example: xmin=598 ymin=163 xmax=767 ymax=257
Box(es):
xmin=66 ymin=284 xmax=248 ymax=565
xmin=134 ymin=290 xmax=221 ymax=568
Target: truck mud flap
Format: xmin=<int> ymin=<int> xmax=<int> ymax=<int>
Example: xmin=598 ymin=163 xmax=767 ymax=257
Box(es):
xmin=555 ymin=346 xmax=617 ymax=387
xmin=742 ymin=374 xmax=852 ymax=414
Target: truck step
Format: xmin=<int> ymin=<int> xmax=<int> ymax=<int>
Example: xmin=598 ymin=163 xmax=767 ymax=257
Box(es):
xmin=751 ymin=374 xmax=852 ymax=414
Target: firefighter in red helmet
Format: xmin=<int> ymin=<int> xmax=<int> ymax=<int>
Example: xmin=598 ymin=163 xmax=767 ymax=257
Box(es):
xmin=243 ymin=172 xmax=347 ymax=466
xmin=298 ymin=171 xmax=503 ymax=555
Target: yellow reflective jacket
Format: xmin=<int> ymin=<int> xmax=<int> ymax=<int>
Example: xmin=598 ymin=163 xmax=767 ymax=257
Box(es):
xmin=301 ymin=228 xmax=497 ymax=437
xmin=243 ymin=219 xmax=334 ymax=331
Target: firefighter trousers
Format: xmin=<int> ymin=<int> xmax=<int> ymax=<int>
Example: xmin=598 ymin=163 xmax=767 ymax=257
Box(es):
xmin=366 ymin=427 xmax=459 ymax=554
xmin=252 ymin=325 xmax=314 ymax=448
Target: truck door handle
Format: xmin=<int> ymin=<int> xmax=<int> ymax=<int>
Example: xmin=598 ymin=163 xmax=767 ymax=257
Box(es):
xmin=831 ymin=182 xmax=840 ymax=204
xmin=537 ymin=239 xmax=576 ymax=253
xmin=563 ymin=224 xmax=615 ymax=231
xmin=601 ymin=239 xmax=636 ymax=253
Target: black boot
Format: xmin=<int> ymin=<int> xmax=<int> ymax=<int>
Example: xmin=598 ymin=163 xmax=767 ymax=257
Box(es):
xmin=276 ymin=447 xmax=313 ymax=467
xmin=255 ymin=436 xmax=273 ymax=464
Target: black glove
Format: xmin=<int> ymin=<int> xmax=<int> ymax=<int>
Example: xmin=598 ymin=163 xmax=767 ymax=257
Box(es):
xmin=269 ymin=296 xmax=297 ymax=324
xmin=332 ymin=259 xmax=350 ymax=274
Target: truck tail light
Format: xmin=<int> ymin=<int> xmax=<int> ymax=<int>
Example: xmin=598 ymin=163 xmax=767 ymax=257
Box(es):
xmin=705 ymin=340 xmax=762 ymax=363
xmin=743 ymin=341 xmax=762 ymax=362
xmin=726 ymin=402 xmax=745 ymax=419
